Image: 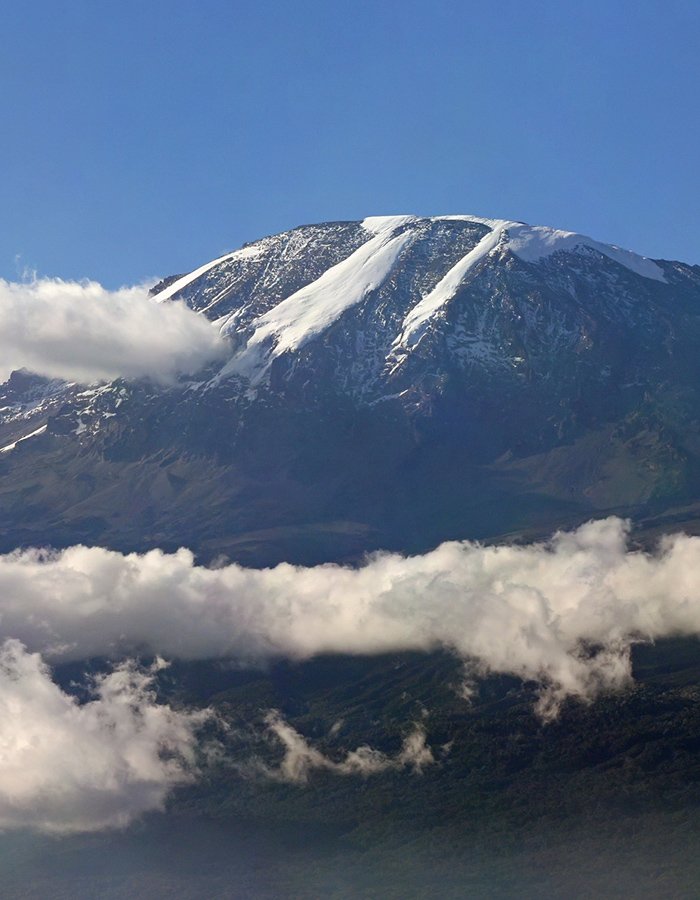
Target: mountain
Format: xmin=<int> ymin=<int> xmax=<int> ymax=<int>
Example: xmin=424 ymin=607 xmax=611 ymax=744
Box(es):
xmin=4 ymin=216 xmax=700 ymax=896
xmin=2 ymin=214 xmax=700 ymax=563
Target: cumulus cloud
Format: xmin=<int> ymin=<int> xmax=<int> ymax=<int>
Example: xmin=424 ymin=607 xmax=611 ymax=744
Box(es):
xmin=262 ymin=712 xmax=433 ymax=783
xmin=0 ymin=640 xmax=208 ymax=834
xmin=0 ymin=276 xmax=227 ymax=384
xmin=2 ymin=518 xmax=700 ymax=714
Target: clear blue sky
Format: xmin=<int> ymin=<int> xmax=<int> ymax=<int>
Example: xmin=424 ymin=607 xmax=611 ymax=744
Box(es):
xmin=2 ymin=0 xmax=699 ymax=287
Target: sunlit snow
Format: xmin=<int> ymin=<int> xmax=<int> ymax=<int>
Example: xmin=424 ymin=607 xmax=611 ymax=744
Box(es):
xmin=506 ymin=223 xmax=666 ymax=282
xmin=394 ymin=223 xmax=509 ymax=349
xmin=0 ymin=425 xmax=47 ymax=454
xmin=151 ymin=245 xmax=264 ymax=303
xmin=219 ymin=217 xmax=416 ymax=381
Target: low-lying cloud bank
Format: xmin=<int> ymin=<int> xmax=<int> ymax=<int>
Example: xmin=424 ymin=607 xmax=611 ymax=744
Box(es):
xmin=0 ymin=641 xmax=207 ymax=834
xmin=6 ymin=515 xmax=700 ymax=833
xmin=0 ymin=277 xmax=227 ymax=384
xmin=2 ymin=517 xmax=700 ymax=714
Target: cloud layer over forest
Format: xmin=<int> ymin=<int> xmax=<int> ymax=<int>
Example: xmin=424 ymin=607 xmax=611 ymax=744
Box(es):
xmin=2 ymin=517 xmax=700 ymax=710
xmin=4 ymin=517 xmax=700 ymax=831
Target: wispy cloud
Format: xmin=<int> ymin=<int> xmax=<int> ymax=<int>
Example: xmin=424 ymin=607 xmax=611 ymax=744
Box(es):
xmin=0 ymin=277 xmax=227 ymax=384
xmin=261 ymin=712 xmax=434 ymax=783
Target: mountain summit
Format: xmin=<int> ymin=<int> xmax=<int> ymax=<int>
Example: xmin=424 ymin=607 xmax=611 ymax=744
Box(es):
xmin=2 ymin=215 xmax=700 ymax=562
xmin=152 ymin=214 xmax=675 ymax=394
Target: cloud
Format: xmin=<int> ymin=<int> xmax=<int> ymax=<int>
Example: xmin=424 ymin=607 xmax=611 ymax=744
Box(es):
xmin=6 ymin=516 xmax=700 ymax=831
xmin=0 ymin=277 xmax=227 ymax=384
xmin=262 ymin=712 xmax=434 ymax=783
xmin=2 ymin=518 xmax=700 ymax=715
xmin=0 ymin=640 xmax=208 ymax=834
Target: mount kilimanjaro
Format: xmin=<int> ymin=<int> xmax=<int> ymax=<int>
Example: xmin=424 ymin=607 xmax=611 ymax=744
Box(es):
xmin=2 ymin=214 xmax=700 ymax=563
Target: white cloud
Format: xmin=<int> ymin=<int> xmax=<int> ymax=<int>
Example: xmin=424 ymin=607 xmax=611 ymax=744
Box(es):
xmin=0 ymin=640 xmax=208 ymax=834
xmin=6 ymin=517 xmax=700 ymax=831
xmin=0 ymin=277 xmax=227 ymax=384
xmin=2 ymin=518 xmax=700 ymax=714
xmin=262 ymin=712 xmax=433 ymax=783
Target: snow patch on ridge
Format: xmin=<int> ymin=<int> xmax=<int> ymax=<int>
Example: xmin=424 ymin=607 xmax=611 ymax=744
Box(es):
xmin=430 ymin=216 xmax=666 ymax=282
xmin=219 ymin=219 xmax=417 ymax=382
xmin=151 ymin=245 xmax=264 ymax=303
xmin=386 ymin=216 xmax=666 ymax=368
xmin=394 ymin=222 xmax=511 ymax=350
xmin=431 ymin=214 xmax=519 ymax=230
xmin=506 ymin=225 xmax=666 ymax=283
xmin=0 ymin=425 xmax=47 ymax=454
xmin=361 ymin=215 xmax=417 ymax=235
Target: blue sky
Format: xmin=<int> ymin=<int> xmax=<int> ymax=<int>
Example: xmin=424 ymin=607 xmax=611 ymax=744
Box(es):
xmin=2 ymin=0 xmax=699 ymax=287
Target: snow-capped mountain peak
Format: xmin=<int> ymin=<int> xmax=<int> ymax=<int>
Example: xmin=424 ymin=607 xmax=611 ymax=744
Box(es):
xmin=147 ymin=214 xmax=679 ymax=395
